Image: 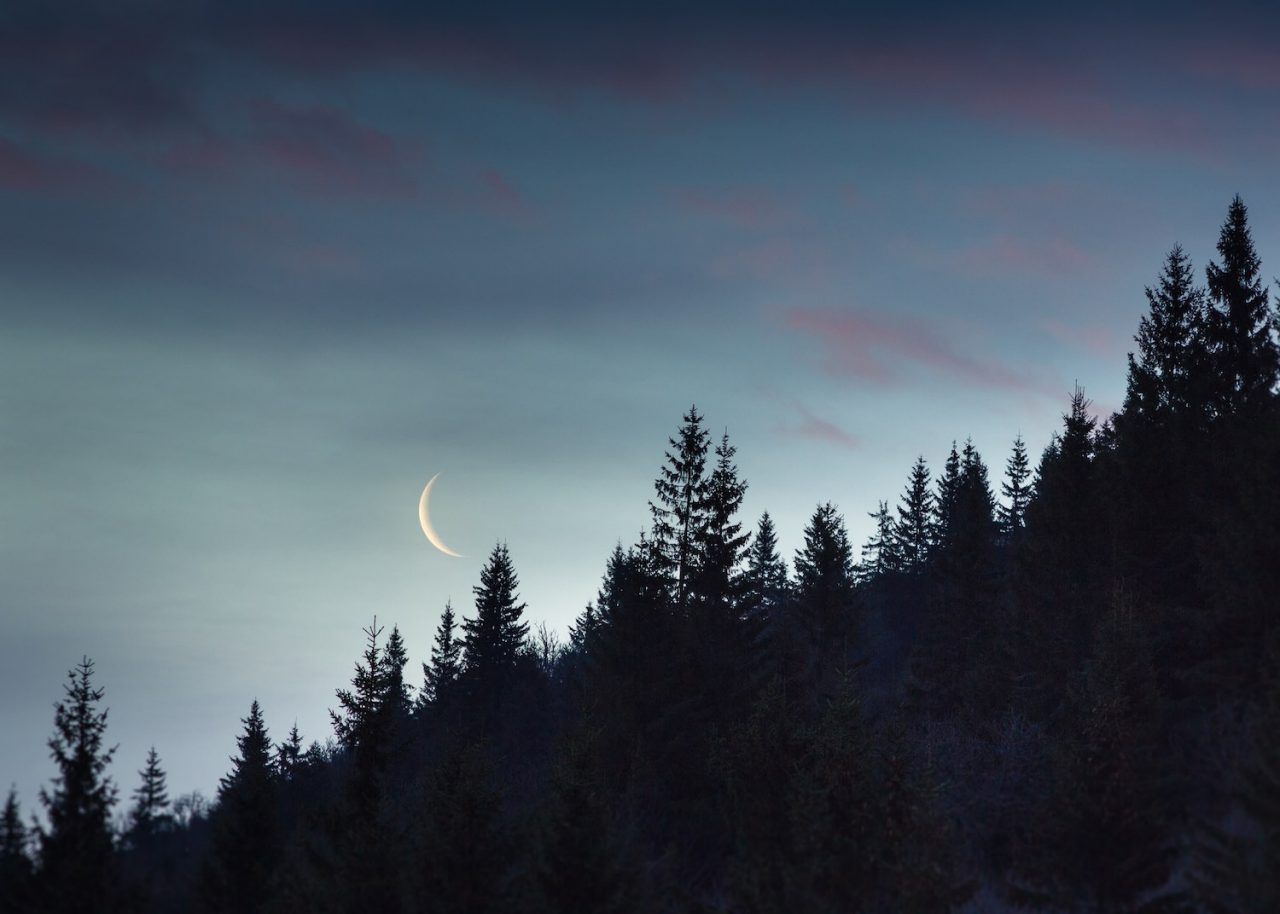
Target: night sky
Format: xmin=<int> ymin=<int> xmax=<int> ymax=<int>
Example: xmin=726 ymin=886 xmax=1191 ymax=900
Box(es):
xmin=4 ymin=1 xmax=1279 ymax=809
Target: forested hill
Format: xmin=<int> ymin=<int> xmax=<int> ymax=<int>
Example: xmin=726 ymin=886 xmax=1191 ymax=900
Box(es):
xmin=6 ymin=196 xmax=1280 ymax=913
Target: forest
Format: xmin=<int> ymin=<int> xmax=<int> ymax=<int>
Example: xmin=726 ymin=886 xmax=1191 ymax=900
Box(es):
xmin=3 ymin=196 xmax=1280 ymax=913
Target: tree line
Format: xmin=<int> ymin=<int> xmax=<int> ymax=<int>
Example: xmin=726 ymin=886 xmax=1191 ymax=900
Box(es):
xmin=4 ymin=195 xmax=1280 ymax=912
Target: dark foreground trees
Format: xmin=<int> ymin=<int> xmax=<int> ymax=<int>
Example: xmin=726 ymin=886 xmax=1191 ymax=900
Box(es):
xmin=12 ymin=196 xmax=1280 ymax=914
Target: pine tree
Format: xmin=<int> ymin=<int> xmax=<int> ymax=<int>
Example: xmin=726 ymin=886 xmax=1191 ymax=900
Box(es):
xmin=649 ymin=405 xmax=711 ymax=609
xmin=1125 ymin=244 xmax=1209 ymax=421
xmin=1204 ymin=195 xmax=1278 ymax=415
xmin=383 ymin=625 xmax=413 ymax=721
xmin=37 ymin=657 xmax=119 ymax=914
xmin=934 ymin=442 xmax=962 ymax=544
xmin=894 ymin=457 xmax=935 ymax=573
xmin=331 ymin=620 xmax=388 ymax=754
xmin=859 ymin=500 xmax=902 ymax=583
xmin=998 ymin=434 xmax=1032 ymax=538
xmin=128 ymin=746 xmax=171 ymax=843
xmin=460 ymin=543 xmax=530 ymax=717
xmin=421 ymin=601 xmax=462 ymax=707
xmin=911 ymin=441 xmax=1002 ymax=717
xmin=0 ymin=787 xmax=33 ymax=914
xmin=205 ymin=700 xmax=277 ymax=914
xmin=691 ymin=429 xmax=750 ymax=613
xmin=744 ymin=512 xmax=789 ymax=617
xmin=275 ymin=724 xmax=305 ymax=783
xmin=791 ymin=503 xmax=859 ymax=697
xmin=330 ymin=622 xmax=401 ymax=914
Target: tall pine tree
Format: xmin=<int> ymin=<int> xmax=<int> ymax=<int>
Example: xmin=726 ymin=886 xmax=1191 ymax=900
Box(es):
xmin=894 ymin=457 xmax=935 ymax=573
xmin=37 ymin=657 xmax=119 ymax=914
xmin=205 ymin=700 xmax=277 ymax=914
xmin=649 ymin=405 xmax=711 ymax=609
xmin=1204 ymin=195 xmax=1278 ymax=415
xmin=0 ymin=787 xmax=33 ymax=914
xmin=998 ymin=434 xmax=1032 ymax=539
xmin=421 ymin=601 xmax=462 ymax=708
xmin=127 ymin=746 xmax=171 ymax=843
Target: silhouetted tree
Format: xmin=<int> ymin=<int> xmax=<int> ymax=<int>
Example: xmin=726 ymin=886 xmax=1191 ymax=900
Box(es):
xmin=461 ymin=544 xmax=530 ymax=722
xmin=0 ymin=787 xmax=33 ymax=914
xmin=330 ymin=621 xmax=402 ymax=914
xmin=1125 ymin=244 xmax=1209 ymax=422
xmin=128 ymin=746 xmax=171 ymax=843
xmin=744 ymin=512 xmax=790 ymax=658
xmin=998 ymin=434 xmax=1032 ymax=538
xmin=205 ymin=700 xmax=277 ymax=914
xmin=1204 ymin=195 xmax=1278 ymax=416
xmin=649 ymin=405 xmax=711 ymax=609
xmin=421 ymin=601 xmax=462 ymax=708
xmin=859 ymin=500 xmax=902 ymax=583
xmin=383 ymin=625 xmax=413 ymax=722
xmin=791 ymin=502 xmax=859 ymax=697
xmin=37 ymin=657 xmax=119 ymax=914
xmin=275 ymin=724 xmax=304 ymax=783
xmin=934 ymin=442 xmax=962 ymax=544
xmin=895 ymin=456 xmax=935 ymax=573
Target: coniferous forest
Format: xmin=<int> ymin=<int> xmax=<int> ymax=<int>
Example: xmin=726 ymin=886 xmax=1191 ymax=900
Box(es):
xmin=6 ymin=196 xmax=1280 ymax=913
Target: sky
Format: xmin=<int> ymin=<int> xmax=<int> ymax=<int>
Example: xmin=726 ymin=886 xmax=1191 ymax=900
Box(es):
xmin=4 ymin=0 xmax=1280 ymax=813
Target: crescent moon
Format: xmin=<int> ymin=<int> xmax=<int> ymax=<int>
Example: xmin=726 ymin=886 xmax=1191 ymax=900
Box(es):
xmin=418 ymin=474 xmax=465 ymax=558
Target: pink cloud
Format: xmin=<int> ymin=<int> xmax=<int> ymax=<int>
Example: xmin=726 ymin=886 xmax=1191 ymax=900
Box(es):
xmin=247 ymin=99 xmax=423 ymax=198
xmin=789 ymin=401 xmax=860 ymax=450
xmin=676 ymin=187 xmax=790 ymax=229
xmin=955 ymin=234 xmax=1094 ymax=277
xmin=477 ymin=167 xmax=532 ymax=219
xmin=1041 ymin=319 xmax=1125 ymax=358
xmin=786 ymin=307 xmax=1046 ymax=394
xmin=0 ymin=138 xmax=119 ymax=193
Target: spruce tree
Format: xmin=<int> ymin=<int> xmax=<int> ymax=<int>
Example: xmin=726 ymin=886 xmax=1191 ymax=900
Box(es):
xmin=330 ymin=622 xmax=401 ymax=914
xmin=859 ymin=500 xmax=902 ymax=583
xmin=894 ymin=456 xmax=935 ymax=573
xmin=128 ymin=746 xmax=171 ymax=843
xmin=460 ymin=543 xmax=530 ymax=716
xmin=997 ymin=434 xmax=1032 ymax=538
xmin=934 ymin=442 xmax=962 ymax=544
xmin=744 ymin=512 xmax=790 ymax=659
xmin=1205 ymin=195 xmax=1278 ymax=414
xmin=275 ymin=724 xmax=305 ymax=783
xmin=383 ymin=625 xmax=413 ymax=721
xmin=205 ymin=700 xmax=277 ymax=914
xmin=0 ymin=787 xmax=33 ymax=914
xmin=421 ymin=601 xmax=462 ymax=707
xmin=791 ymin=502 xmax=859 ymax=697
xmin=691 ymin=430 xmax=750 ymax=613
xmin=649 ymin=405 xmax=711 ymax=609
xmin=1126 ymin=244 xmax=1209 ymax=420
xmin=37 ymin=657 xmax=119 ymax=914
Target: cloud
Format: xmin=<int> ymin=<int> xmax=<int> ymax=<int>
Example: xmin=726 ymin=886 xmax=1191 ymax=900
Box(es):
xmin=246 ymin=99 xmax=422 ymax=198
xmin=788 ymin=401 xmax=860 ymax=450
xmin=1041 ymin=319 xmax=1125 ymax=358
xmin=676 ymin=187 xmax=791 ymax=229
xmin=0 ymin=138 xmax=120 ymax=193
xmin=955 ymin=234 xmax=1094 ymax=277
xmin=786 ymin=307 xmax=1046 ymax=394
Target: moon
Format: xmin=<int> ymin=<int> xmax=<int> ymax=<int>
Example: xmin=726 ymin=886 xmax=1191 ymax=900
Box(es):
xmin=418 ymin=474 xmax=465 ymax=558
